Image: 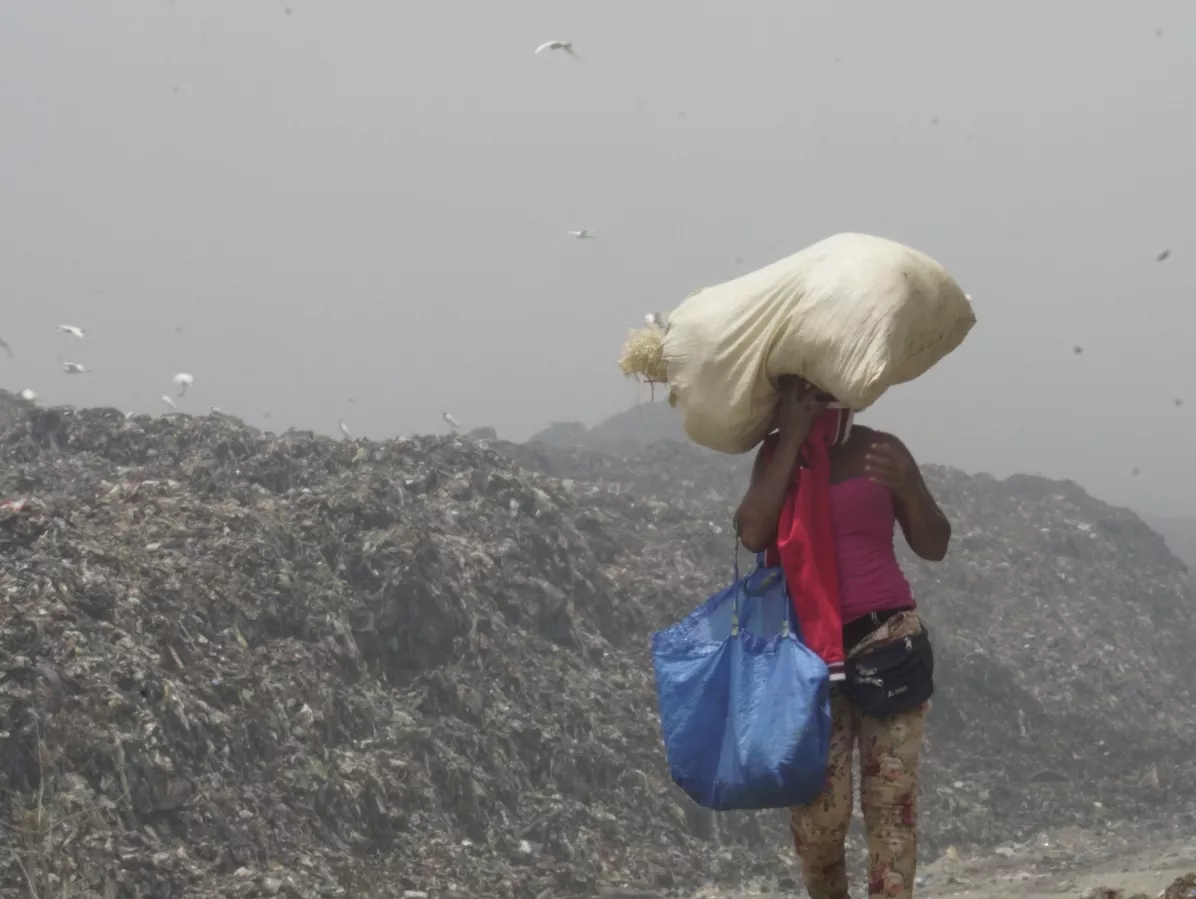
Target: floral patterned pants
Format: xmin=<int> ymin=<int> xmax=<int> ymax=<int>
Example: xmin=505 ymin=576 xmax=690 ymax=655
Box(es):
xmin=789 ymin=612 xmax=928 ymax=899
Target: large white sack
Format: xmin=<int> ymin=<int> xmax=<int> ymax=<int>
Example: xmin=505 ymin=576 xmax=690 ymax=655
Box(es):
xmin=661 ymin=232 xmax=975 ymax=455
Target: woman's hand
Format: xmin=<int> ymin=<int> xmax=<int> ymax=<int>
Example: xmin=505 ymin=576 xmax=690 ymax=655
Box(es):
xmin=866 ymin=433 xmax=952 ymax=561
xmin=864 ymin=438 xmax=918 ymax=499
xmin=775 ymin=377 xmax=828 ymax=446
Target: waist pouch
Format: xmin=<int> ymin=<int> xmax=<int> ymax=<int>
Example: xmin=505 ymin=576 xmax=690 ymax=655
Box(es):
xmin=842 ymin=625 xmax=934 ymax=718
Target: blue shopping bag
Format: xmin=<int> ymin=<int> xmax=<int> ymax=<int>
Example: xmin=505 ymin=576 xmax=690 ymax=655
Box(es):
xmin=651 ymin=552 xmax=832 ymax=811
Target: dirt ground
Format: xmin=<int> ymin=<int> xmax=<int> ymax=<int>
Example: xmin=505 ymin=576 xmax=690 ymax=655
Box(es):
xmin=916 ymin=830 xmax=1196 ymax=898
xmin=689 ymin=817 xmax=1196 ymax=898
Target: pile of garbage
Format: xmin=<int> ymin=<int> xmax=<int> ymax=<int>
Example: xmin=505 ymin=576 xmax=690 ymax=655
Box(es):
xmin=1 ymin=393 xmax=1195 ymax=898
xmin=510 ymin=438 xmax=1196 ymax=846
xmin=1084 ymin=872 xmax=1196 ymax=899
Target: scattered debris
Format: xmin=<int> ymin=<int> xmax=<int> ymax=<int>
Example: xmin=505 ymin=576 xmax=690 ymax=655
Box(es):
xmin=0 ymin=393 xmax=1193 ymax=897
xmin=1083 ymin=872 xmax=1196 ymax=899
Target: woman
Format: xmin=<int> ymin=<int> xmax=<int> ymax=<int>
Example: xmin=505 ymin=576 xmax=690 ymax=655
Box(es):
xmin=736 ymin=377 xmax=950 ymax=899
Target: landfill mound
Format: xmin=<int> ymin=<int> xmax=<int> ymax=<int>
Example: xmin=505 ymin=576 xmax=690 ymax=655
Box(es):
xmin=1085 ymin=873 xmax=1196 ymax=899
xmin=1144 ymin=514 xmax=1196 ymax=570
xmin=501 ymin=442 xmax=1196 ymax=851
xmin=1 ymin=395 xmax=1194 ymax=898
xmin=527 ymin=402 xmax=687 ymax=454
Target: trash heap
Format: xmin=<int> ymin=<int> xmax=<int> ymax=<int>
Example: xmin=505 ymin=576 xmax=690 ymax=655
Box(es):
xmin=1 ymin=393 xmax=1194 ymax=898
xmin=508 ymin=440 xmax=1196 ymax=857
xmin=1083 ymin=872 xmax=1196 ymax=899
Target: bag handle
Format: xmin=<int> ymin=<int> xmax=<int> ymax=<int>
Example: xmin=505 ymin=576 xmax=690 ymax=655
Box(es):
xmin=731 ymin=518 xmax=742 ymax=635
xmin=731 ymin=519 xmax=791 ymax=639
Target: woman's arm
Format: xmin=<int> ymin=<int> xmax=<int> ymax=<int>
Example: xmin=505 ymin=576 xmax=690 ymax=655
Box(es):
xmin=735 ymin=436 xmax=803 ymax=552
xmin=864 ymin=433 xmax=951 ymax=562
xmin=735 ymin=379 xmax=827 ymax=552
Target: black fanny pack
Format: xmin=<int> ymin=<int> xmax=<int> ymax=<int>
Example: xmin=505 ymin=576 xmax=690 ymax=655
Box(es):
xmin=842 ymin=620 xmax=934 ymax=718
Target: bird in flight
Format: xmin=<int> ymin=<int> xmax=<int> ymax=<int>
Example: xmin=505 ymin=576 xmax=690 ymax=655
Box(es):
xmin=0 ymin=337 xmax=12 ymax=358
xmin=442 ymin=412 xmax=461 ymax=431
xmin=58 ymin=325 xmax=85 ymax=338
xmin=1157 ymin=248 xmax=1171 ymax=262
xmin=173 ymin=372 xmax=194 ymax=397
xmin=567 ymin=229 xmax=596 ymax=239
xmin=161 ymin=395 xmax=177 ymax=411
xmin=62 ymin=362 xmax=89 ymax=374
xmin=339 ymin=419 xmax=353 ymax=441
xmin=535 ymin=40 xmax=578 ymax=58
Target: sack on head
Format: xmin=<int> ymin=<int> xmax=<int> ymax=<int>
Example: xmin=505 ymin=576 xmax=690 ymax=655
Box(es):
xmin=662 ymin=233 xmax=976 ymax=454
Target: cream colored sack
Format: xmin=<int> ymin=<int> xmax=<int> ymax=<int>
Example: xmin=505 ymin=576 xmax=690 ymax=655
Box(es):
xmin=661 ymin=232 xmax=975 ymax=454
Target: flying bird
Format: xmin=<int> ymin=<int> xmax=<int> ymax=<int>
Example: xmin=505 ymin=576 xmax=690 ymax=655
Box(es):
xmin=442 ymin=412 xmax=461 ymax=431
xmin=62 ymin=362 xmax=89 ymax=374
xmin=339 ymin=419 xmax=353 ymax=441
xmin=535 ymin=40 xmax=578 ymax=58
xmin=173 ymin=372 xmax=194 ymax=397
xmin=58 ymin=325 xmax=85 ymax=338
xmin=1157 ymin=248 xmax=1171 ymax=262
xmin=161 ymin=395 xmax=177 ymax=411
xmin=19 ymin=389 xmax=36 ymax=402
xmin=567 ymin=229 xmax=595 ymax=239
xmin=0 ymin=336 xmax=12 ymax=358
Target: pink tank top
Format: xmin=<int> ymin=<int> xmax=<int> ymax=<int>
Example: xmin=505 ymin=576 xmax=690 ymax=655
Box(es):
xmin=830 ymin=477 xmax=915 ymax=623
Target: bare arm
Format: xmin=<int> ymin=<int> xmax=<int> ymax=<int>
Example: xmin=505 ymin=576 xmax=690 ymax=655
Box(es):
xmin=735 ymin=378 xmax=829 ymax=552
xmin=735 ymin=435 xmax=803 ymax=553
xmin=865 ymin=433 xmax=951 ymax=562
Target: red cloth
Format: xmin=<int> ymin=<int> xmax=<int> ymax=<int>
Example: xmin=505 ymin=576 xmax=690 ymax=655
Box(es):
xmin=761 ymin=410 xmax=846 ymax=680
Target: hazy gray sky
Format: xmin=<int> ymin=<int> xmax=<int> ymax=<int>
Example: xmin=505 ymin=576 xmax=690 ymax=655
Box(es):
xmin=2 ymin=2 xmax=1195 ymax=515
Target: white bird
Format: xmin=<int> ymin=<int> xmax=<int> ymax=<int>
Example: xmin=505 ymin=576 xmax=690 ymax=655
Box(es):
xmin=161 ymin=395 xmax=177 ymax=410
xmin=19 ymin=389 xmax=36 ymax=402
xmin=645 ymin=312 xmax=666 ymax=328
xmin=125 ymin=409 xmax=136 ymax=420
xmin=535 ymin=40 xmax=578 ymax=58
xmin=62 ymin=361 xmax=89 ymax=374
xmin=339 ymin=419 xmax=353 ymax=441
xmin=58 ymin=325 xmax=85 ymax=338
xmin=173 ymin=372 xmax=194 ymax=397
xmin=567 ymin=229 xmax=595 ymax=239
xmin=442 ymin=412 xmax=461 ymax=431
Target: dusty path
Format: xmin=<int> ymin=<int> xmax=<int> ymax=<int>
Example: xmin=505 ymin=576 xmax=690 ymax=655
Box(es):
xmin=915 ymin=831 xmax=1196 ymax=898
xmin=687 ymin=818 xmax=1196 ymax=898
